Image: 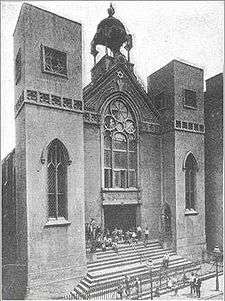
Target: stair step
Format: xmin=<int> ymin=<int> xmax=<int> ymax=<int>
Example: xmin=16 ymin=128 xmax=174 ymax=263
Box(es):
xmin=86 ymin=240 xmax=160 ymax=254
xmin=88 ymin=258 xmax=191 ymax=282
xmin=72 ymin=240 xmax=200 ymax=300
xmin=87 ymin=264 xmax=200 ymax=298
xmin=88 ymin=267 xmax=200 ymax=298
xmin=88 ymin=251 xmax=177 ymax=272
xmin=91 ymin=245 xmax=166 ymax=261
xmin=88 ymin=251 xmax=176 ymax=271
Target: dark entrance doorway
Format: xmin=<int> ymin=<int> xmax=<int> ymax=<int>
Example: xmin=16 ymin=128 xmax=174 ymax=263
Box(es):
xmin=104 ymin=205 xmax=137 ymax=231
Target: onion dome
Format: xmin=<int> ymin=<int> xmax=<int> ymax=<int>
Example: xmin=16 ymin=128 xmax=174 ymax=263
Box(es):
xmin=91 ymin=4 xmax=127 ymax=56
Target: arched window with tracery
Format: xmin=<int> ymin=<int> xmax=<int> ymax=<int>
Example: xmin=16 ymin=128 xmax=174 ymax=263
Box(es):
xmin=185 ymin=153 xmax=198 ymax=210
xmin=103 ymin=99 xmax=137 ymax=188
xmin=47 ymin=139 xmax=69 ymax=219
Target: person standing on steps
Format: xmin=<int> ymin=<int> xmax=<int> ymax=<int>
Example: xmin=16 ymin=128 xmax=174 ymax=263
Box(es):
xmin=162 ymin=252 xmax=170 ymax=269
xmin=144 ymin=227 xmax=149 ymax=246
xmin=137 ymin=225 xmax=142 ymax=241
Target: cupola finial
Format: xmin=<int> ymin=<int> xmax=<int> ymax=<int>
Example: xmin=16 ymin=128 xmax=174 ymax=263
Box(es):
xmin=108 ymin=3 xmax=115 ymax=17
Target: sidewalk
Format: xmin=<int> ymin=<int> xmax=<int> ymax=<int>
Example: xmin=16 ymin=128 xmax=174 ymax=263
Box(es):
xmin=154 ymin=274 xmax=223 ymax=300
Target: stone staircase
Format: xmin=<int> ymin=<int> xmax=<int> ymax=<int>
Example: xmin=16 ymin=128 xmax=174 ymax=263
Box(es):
xmin=68 ymin=240 xmax=200 ymax=299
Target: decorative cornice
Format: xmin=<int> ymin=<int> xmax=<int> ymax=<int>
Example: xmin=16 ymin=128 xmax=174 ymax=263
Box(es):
xmin=15 ymin=89 xmax=83 ymax=116
xmin=174 ymin=120 xmax=205 ymax=134
xmin=140 ymin=122 xmax=161 ymax=134
xmin=83 ymin=111 xmax=100 ymax=125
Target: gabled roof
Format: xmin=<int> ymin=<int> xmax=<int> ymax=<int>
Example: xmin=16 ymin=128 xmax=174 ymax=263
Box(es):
xmin=83 ymin=60 xmax=161 ymax=121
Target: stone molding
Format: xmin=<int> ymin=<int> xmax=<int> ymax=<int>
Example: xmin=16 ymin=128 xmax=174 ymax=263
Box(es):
xmin=140 ymin=122 xmax=161 ymax=134
xmin=174 ymin=119 xmax=205 ymax=134
xmin=15 ymin=89 xmax=83 ymax=116
xmin=83 ymin=111 xmax=100 ymax=125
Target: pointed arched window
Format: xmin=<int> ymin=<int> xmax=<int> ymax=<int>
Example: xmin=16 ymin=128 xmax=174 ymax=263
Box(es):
xmin=47 ymin=139 xmax=69 ymax=219
xmin=185 ymin=153 xmax=198 ymax=210
xmin=103 ymin=99 xmax=137 ymax=188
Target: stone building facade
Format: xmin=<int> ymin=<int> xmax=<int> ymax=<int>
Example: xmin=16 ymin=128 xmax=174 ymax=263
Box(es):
xmin=204 ymin=73 xmax=223 ymax=251
xmin=2 ymin=3 xmax=222 ymax=300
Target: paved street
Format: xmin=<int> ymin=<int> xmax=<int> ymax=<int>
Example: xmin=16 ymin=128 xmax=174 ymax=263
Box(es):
xmin=154 ymin=275 xmax=223 ymax=300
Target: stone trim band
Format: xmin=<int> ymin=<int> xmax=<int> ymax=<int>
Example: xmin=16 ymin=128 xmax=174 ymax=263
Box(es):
xmin=15 ymin=89 xmax=83 ymax=115
xmin=175 ymin=120 xmax=205 ymax=134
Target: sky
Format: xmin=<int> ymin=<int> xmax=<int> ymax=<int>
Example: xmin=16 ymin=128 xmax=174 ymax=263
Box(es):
xmin=1 ymin=1 xmax=224 ymax=159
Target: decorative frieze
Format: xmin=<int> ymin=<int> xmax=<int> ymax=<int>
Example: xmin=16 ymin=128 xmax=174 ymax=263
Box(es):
xmin=15 ymin=91 xmax=24 ymax=112
xmin=27 ymin=90 xmax=38 ymax=101
xmin=15 ymin=89 xmax=83 ymax=115
xmin=83 ymin=111 xmax=100 ymax=125
xmin=63 ymin=97 xmax=72 ymax=109
xmin=73 ymin=100 xmax=82 ymax=111
xmin=51 ymin=95 xmax=61 ymax=106
xmin=140 ymin=122 xmax=161 ymax=134
xmin=175 ymin=119 xmax=205 ymax=133
xmin=40 ymin=92 xmax=50 ymax=104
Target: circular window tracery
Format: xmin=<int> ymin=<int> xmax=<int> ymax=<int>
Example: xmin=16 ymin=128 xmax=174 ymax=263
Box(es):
xmin=104 ymin=100 xmax=136 ymax=136
xmin=103 ymin=99 xmax=137 ymax=189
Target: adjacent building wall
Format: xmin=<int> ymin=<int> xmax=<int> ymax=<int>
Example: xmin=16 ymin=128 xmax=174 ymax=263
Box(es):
xmin=204 ymin=73 xmax=223 ymax=251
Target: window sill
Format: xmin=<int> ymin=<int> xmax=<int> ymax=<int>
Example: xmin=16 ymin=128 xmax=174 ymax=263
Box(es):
xmin=184 ymin=209 xmax=199 ymax=216
xmin=102 ymin=188 xmax=139 ymax=192
xmin=183 ymin=104 xmax=197 ymax=110
xmin=44 ymin=218 xmax=71 ymax=227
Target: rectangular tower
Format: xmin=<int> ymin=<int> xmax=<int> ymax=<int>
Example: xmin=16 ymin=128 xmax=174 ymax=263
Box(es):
xmin=13 ymin=3 xmax=86 ymax=299
xmin=148 ymin=60 xmax=206 ymax=260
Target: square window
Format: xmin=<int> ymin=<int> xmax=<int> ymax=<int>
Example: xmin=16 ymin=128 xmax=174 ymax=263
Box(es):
xmin=15 ymin=48 xmax=22 ymax=84
xmin=41 ymin=45 xmax=67 ymax=77
xmin=188 ymin=123 xmax=193 ymax=130
xmin=184 ymin=89 xmax=197 ymax=108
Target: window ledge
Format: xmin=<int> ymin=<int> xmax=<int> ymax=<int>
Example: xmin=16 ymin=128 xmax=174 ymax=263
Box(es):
xmin=184 ymin=209 xmax=199 ymax=216
xmin=44 ymin=218 xmax=71 ymax=227
xmin=102 ymin=188 xmax=139 ymax=192
xmin=183 ymin=104 xmax=197 ymax=110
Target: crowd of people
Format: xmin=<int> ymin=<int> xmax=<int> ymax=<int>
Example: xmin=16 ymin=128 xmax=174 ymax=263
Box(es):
xmin=85 ymin=219 xmax=202 ymax=299
xmin=85 ymin=219 xmax=150 ymax=254
xmin=116 ymin=275 xmax=142 ymax=299
xmin=189 ymin=272 xmax=202 ymax=298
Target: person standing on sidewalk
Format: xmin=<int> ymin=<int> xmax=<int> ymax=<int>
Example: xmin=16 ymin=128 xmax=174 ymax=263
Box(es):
xmin=116 ymin=282 xmax=124 ymax=300
xmin=124 ymin=275 xmax=131 ymax=298
xmin=189 ymin=272 xmax=196 ymax=294
xmin=195 ymin=275 xmax=202 ymax=298
xmin=135 ymin=277 xmax=141 ymax=299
